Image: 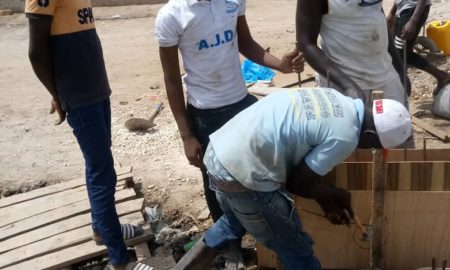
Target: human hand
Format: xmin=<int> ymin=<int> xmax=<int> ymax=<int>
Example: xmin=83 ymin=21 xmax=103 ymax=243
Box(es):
xmin=279 ymin=49 xmax=305 ymax=74
xmin=313 ymin=185 xmax=354 ymax=226
xmin=182 ymin=135 xmax=203 ymax=168
xmin=401 ymin=20 xmax=417 ymax=42
xmin=49 ymin=99 xmax=66 ymax=125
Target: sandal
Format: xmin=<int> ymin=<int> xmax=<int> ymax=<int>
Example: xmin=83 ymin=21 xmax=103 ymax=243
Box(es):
xmin=126 ymin=261 xmax=154 ymax=270
xmin=108 ymin=261 xmax=154 ymax=270
xmin=93 ymin=224 xmax=144 ymax=245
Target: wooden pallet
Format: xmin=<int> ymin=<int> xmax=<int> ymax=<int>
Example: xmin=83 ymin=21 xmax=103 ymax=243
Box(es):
xmin=0 ymin=166 xmax=153 ymax=270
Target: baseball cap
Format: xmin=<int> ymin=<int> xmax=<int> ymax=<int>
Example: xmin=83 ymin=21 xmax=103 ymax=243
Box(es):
xmin=372 ymin=99 xmax=412 ymax=149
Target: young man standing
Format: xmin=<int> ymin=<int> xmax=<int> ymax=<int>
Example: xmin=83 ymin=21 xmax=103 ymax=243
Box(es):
xmin=26 ymin=1 xmax=150 ymax=269
xmin=296 ymin=0 xmax=409 ymax=106
xmin=387 ymin=0 xmax=450 ymax=93
xmin=156 ymin=1 xmax=302 ymax=265
xmin=175 ymin=87 xmax=412 ymax=269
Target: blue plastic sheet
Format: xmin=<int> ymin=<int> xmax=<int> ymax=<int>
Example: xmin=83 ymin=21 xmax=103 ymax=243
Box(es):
xmin=241 ymin=59 xmax=275 ymax=83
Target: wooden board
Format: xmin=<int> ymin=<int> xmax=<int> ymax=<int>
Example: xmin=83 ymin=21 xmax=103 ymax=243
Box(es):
xmin=0 ymin=166 xmax=132 ymax=209
xmin=320 ymin=161 xmax=450 ymax=191
xmin=346 ymin=149 xmax=450 ymax=162
xmin=248 ymin=80 xmax=316 ymax=96
xmin=258 ymin=191 xmax=450 ymax=270
xmin=0 ymin=198 xmax=144 ymax=254
xmin=0 ymin=211 xmax=144 ymax=268
xmin=0 ymin=173 xmax=132 ymax=228
xmin=271 ymin=64 xmax=316 ymax=88
xmin=412 ymin=116 xmax=450 ymax=142
xmin=3 ymin=225 xmax=153 ymax=270
xmin=0 ymin=188 xmax=136 ymax=241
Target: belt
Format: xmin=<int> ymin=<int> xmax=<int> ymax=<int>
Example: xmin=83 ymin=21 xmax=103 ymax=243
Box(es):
xmin=208 ymin=174 xmax=248 ymax=192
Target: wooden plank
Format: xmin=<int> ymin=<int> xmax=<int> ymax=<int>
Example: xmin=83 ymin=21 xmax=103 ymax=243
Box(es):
xmin=383 ymin=191 xmax=450 ymax=270
xmin=0 ymin=189 xmax=87 ymax=228
xmin=387 ymin=163 xmax=400 ymax=190
xmin=0 ymin=212 xmax=144 ymax=268
xmin=0 ymin=188 xmax=136 ymax=241
xmin=411 ymin=163 xmax=433 ymax=191
xmin=292 ymin=191 xmax=450 ymax=269
xmin=4 ymin=226 xmax=153 ymax=270
xmin=445 ymin=163 xmax=450 ymax=190
xmin=271 ymin=64 xmax=315 ymax=88
xmin=430 ymin=162 xmax=445 ymax=191
xmin=135 ymin=243 xmax=152 ymax=261
xmin=347 ymin=163 xmax=369 ymax=190
xmin=348 ymin=149 xmax=450 ymax=162
xmin=325 ymin=162 xmax=450 ymax=191
xmin=295 ymin=192 xmax=372 ymax=269
xmin=412 ymin=116 xmax=449 ymax=142
xmin=0 ymin=167 xmax=132 ymax=209
xmin=248 ymin=78 xmax=315 ymax=96
xmin=397 ymin=163 xmax=412 ymax=190
xmin=0 ymin=173 xmax=134 ymax=228
xmin=0 ymin=198 xmax=144 ymax=254
xmin=335 ymin=163 xmax=348 ymax=189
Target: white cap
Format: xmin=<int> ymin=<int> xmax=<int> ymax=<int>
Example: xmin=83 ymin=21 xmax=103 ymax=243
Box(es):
xmin=372 ymin=99 xmax=412 ymax=149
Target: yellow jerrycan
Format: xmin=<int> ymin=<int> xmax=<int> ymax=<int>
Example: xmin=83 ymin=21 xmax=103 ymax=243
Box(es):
xmin=426 ymin=20 xmax=450 ymax=56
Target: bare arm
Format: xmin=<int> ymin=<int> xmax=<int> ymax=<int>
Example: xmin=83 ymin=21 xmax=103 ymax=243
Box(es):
xmin=408 ymin=0 xmax=428 ymax=28
xmin=296 ymin=0 xmax=365 ymax=101
xmin=286 ymin=161 xmax=354 ymax=225
xmin=237 ymin=16 xmax=301 ymax=74
xmin=27 ymin=14 xmax=65 ymax=124
xmin=400 ymin=0 xmax=428 ymax=41
xmin=386 ymin=1 xmax=397 ymax=28
xmin=28 ymin=15 xmax=56 ymax=98
xmin=159 ymin=46 xmax=203 ymax=167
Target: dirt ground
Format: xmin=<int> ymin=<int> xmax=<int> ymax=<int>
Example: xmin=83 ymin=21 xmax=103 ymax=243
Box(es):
xmin=0 ymin=0 xmax=449 ymax=225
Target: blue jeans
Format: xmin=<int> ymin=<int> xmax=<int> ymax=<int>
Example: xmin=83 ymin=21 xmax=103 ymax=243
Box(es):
xmin=187 ymin=94 xmax=258 ymax=222
xmin=67 ymin=99 xmax=128 ymax=265
xmin=204 ymin=180 xmax=321 ymax=270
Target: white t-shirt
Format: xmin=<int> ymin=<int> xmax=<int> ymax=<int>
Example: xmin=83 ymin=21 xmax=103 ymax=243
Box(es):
xmin=155 ymin=0 xmax=248 ymax=109
xmin=320 ymin=0 xmax=398 ymax=90
xmin=208 ymin=88 xmax=364 ymax=192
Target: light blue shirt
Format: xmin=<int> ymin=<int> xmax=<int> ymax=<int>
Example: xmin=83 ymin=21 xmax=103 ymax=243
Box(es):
xmin=207 ymin=88 xmax=364 ymax=192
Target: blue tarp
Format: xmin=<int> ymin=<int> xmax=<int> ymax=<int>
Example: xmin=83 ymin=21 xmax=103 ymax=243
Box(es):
xmin=241 ymin=59 xmax=275 ymax=83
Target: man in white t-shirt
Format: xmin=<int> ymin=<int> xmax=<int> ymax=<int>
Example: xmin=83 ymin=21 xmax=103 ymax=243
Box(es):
xmin=155 ymin=0 xmax=302 ymax=265
xmin=175 ymin=88 xmax=412 ymax=269
xmin=296 ymin=0 xmax=409 ymax=107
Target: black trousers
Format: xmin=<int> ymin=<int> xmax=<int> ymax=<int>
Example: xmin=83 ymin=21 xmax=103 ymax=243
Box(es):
xmin=187 ymin=94 xmax=258 ymax=222
xmin=395 ymin=5 xmax=431 ymax=70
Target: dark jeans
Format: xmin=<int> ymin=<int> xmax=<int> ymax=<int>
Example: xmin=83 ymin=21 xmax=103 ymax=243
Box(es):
xmin=395 ymin=5 xmax=431 ymax=70
xmin=67 ymin=99 xmax=128 ymax=265
xmin=205 ymin=175 xmax=321 ymax=270
xmin=187 ymin=94 xmax=258 ymax=222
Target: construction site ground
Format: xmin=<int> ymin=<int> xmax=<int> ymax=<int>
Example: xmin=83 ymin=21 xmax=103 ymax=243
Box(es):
xmin=0 ymin=0 xmax=449 ymax=265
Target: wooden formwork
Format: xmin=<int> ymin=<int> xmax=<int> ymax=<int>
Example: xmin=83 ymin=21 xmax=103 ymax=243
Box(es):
xmin=0 ymin=166 xmax=154 ymax=270
xmin=257 ymin=149 xmax=450 ymax=270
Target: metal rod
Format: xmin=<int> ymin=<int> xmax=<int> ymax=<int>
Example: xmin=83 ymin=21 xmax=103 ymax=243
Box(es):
xmin=432 ymin=257 xmax=436 ymax=270
xmin=403 ymin=43 xmax=408 ymax=93
xmin=297 ymin=72 xmax=302 ymax=88
xmin=442 ymin=259 xmax=447 ymax=270
xmin=423 ymin=138 xmax=427 ymax=161
xmin=326 ymin=70 xmax=330 ymax=88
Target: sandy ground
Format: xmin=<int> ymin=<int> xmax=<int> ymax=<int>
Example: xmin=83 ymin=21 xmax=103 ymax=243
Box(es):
xmin=0 ymin=0 xmax=449 ymax=221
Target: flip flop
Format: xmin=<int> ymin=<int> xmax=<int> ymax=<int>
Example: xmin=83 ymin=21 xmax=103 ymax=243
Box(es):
xmin=126 ymin=262 xmax=154 ymax=270
xmin=93 ymin=224 xmax=144 ymax=245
